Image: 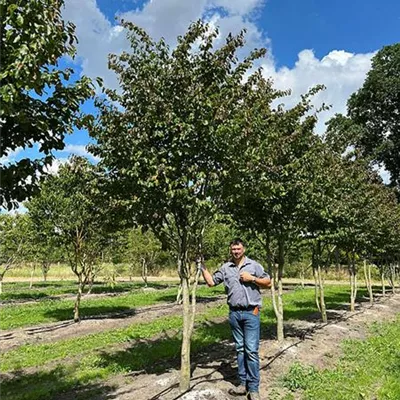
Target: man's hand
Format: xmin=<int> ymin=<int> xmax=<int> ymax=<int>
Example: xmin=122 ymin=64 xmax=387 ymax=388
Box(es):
xmin=201 ymin=266 xmax=215 ymax=287
xmin=240 ymin=271 xmax=255 ymax=282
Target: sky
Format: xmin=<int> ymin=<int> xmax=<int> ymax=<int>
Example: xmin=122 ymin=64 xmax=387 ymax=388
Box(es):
xmin=3 ymin=0 xmax=400 ymax=175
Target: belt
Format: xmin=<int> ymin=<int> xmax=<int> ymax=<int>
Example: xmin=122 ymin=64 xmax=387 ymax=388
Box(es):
xmin=229 ymin=305 xmax=258 ymax=311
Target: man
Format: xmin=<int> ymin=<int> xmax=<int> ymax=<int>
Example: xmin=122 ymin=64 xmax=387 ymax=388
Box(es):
xmin=201 ymin=238 xmax=271 ymax=400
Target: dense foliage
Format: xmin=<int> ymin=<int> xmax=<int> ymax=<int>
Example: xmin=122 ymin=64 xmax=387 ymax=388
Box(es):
xmin=0 ymin=0 xmax=95 ymax=209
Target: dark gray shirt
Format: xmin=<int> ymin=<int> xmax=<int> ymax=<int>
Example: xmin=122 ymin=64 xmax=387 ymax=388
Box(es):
xmin=212 ymin=256 xmax=269 ymax=308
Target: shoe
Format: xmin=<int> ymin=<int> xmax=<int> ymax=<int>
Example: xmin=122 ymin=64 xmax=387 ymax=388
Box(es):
xmin=228 ymin=384 xmax=247 ymax=396
xmin=247 ymin=392 xmax=261 ymax=400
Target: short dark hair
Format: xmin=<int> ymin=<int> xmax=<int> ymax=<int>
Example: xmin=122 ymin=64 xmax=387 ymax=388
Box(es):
xmin=230 ymin=238 xmax=246 ymax=247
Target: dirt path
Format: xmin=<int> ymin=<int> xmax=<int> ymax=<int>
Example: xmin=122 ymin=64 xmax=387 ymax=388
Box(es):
xmin=0 ymin=295 xmax=226 ymax=352
xmin=62 ymin=292 xmax=400 ymax=400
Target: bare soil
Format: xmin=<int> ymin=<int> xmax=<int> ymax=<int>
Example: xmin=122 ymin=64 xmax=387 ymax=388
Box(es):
xmin=57 ymin=292 xmax=400 ymax=400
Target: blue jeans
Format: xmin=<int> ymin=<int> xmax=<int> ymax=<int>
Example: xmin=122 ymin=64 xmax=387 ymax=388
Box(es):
xmin=229 ymin=308 xmax=260 ymax=393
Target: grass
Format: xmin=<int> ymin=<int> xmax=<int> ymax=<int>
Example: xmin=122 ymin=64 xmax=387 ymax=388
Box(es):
xmin=0 ymin=280 xmax=175 ymax=302
xmin=0 ymin=285 xmax=372 ymax=400
xmin=0 ymin=284 xmax=224 ymax=329
xmin=281 ymin=315 xmax=400 ymax=400
xmin=0 ymin=286 xmax=368 ymax=390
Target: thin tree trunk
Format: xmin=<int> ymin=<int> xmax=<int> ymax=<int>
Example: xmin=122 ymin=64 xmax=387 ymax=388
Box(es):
xmin=41 ymin=261 xmax=50 ymax=282
xmin=180 ymin=273 xmax=191 ymax=392
xmin=317 ymin=265 xmax=327 ymax=323
xmin=29 ymin=263 xmax=35 ymax=289
xmin=275 ymin=239 xmax=285 ymax=342
xmin=300 ymin=264 xmax=305 ymax=289
xmin=381 ymin=269 xmax=386 ymax=296
xmin=390 ymin=264 xmax=396 ymax=294
xmin=363 ymin=260 xmax=373 ymax=305
xmin=349 ymin=254 xmax=357 ymax=312
xmin=176 ymin=284 xmax=183 ymax=304
xmin=313 ymin=266 xmax=321 ymax=312
xmin=141 ymin=258 xmax=148 ymax=287
xmin=74 ymin=276 xmax=84 ymax=322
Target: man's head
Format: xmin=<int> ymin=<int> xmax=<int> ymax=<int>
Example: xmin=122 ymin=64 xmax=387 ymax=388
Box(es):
xmin=230 ymin=238 xmax=246 ymax=264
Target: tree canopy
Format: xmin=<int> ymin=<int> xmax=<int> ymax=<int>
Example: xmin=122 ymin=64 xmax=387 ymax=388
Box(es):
xmin=0 ymin=0 xmax=95 ymax=209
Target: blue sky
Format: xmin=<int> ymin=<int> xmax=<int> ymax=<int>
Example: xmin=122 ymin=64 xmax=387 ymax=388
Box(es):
xmin=3 ymin=0 xmax=400 ymax=175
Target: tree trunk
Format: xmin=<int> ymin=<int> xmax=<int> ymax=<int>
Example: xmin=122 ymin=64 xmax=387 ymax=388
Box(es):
xmin=74 ymin=276 xmax=84 ymax=322
xmin=390 ymin=264 xmax=396 ymax=294
xmin=317 ymin=265 xmax=327 ymax=323
xmin=313 ymin=266 xmax=321 ymax=312
xmin=41 ymin=261 xmax=50 ymax=282
xmin=141 ymin=258 xmax=148 ymax=287
xmin=300 ymin=264 xmax=305 ymax=289
xmin=313 ymin=242 xmax=326 ymax=322
xmin=349 ymin=254 xmax=357 ymax=312
xmin=176 ymin=284 xmax=183 ymax=304
xmin=363 ymin=260 xmax=373 ymax=305
xmin=180 ymin=273 xmax=191 ymax=392
xmin=178 ymin=233 xmax=197 ymax=393
xmin=265 ymin=236 xmax=283 ymax=342
xmin=29 ymin=263 xmax=36 ymax=289
xmin=275 ymin=239 xmax=285 ymax=342
xmin=381 ymin=269 xmax=386 ymax=296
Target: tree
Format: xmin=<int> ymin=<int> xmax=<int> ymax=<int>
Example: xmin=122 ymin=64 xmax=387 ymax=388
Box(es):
xmin=0 ymin=213 xmax=31 ymax=292
xmin=0 ymin=0 xmax=95 ymax=209
xmin=126 ymin=227 xmax=163 ymax=286
xmin=327 ymin=44 xmax=400 ymax=191
xmin=27 ymin=156 xmax=112 ymax=321
xmin=222 ymin=82 xmax=325 ymax=341
xmin=28 ymin=222 xmax=63 ymax=283
xmin=90 ymin=20 xmax=267 ymax=391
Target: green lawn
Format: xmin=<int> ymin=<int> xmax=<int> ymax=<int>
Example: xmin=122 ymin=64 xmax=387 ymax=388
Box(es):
xmin=0 ymin=280 xmax=174 ymax=302
xmin=0 ymin=284 xmax=224 ymax=329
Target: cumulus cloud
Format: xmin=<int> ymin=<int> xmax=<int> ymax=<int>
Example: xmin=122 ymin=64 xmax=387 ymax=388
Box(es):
xmin=56 ymin=144 xmax=100 ymax=163
xmin=63 ymin=0 xmax=270 ymax=90
xmin=43 ymin=158 xmax=69 ymax=175
xmin=62 ymin=0 xmax=373 ymax=133
xmin=262 ymin=49 xmax=374 ymax=133
xmin=0 ymin=147 xmax=24 ymax=165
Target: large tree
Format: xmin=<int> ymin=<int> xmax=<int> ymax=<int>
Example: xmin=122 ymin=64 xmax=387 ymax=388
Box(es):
xmin=222 ymin=82 xmax=325 ymax=341
xmin=327 ymin=43 xmax=400 ymax=191
xmin=0 ymin=0 xmax=95 ymax=209
xmin=90 ymin=20 xmax=267 ymax=391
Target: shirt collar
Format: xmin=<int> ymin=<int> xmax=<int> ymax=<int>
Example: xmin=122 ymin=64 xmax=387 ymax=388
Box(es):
xmin=230 ymin=256 xmax=249 ymax=267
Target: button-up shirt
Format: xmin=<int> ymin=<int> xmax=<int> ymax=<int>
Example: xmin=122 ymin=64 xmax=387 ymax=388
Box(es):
xmin=212 ymin=256 xmax=269 ymax=308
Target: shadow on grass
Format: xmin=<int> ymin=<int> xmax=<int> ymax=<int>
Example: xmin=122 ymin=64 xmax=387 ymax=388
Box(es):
xmin=43 ymin=305 xmax=135 ymax=322
xmin=0 ymin=365 xmax=118 ymax=400
xmin=1 ymin=282 xmax=176 ymax=303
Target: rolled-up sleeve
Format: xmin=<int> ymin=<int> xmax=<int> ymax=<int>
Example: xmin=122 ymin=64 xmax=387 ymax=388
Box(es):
xmin=255 ymin=263 xmax=269 ymax=279
xmin=212 ymin=268 xmax=224 ymax=286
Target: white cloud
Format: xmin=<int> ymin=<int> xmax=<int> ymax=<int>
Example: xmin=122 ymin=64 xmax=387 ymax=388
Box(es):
xmin=208 ymin=0 xmax=265 ymax=16
xmin=63 ymin=0 xmax=373 ymax=134
xmin=63 ymin=0 xmax=270 ymax=90
xmin=0 ymin=147 xmax=24 ymax=165
xmin=262 ymin=49 xmax=374 ymax=133
xmin=43 ymin=158 xmax=69 ymax=175
xmin=57 ymin=144 xmax=100 ymax=163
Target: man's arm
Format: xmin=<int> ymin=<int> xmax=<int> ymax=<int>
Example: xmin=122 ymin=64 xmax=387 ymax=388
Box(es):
xmin=201 ymin=266 xmax=215 ymax=287
xmin=240 ymin=271 xmax=271 ymax=288
xmin=253 ymin=276 xmax=271 ymax=289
